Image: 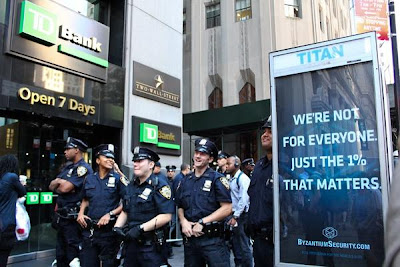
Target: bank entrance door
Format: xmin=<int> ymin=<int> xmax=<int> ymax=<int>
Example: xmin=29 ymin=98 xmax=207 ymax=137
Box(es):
xmin=0 ymin=116 xmax=93 ymax=255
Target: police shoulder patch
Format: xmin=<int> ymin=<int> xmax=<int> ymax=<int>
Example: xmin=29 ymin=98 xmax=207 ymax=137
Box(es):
xmin=120 ymin=175 xmax=130 ymax=186
xmin=219 ymin=177 xmax=230 ymax=190
xmin=77 ymin=166 xmax=88 ymax=177
xmin=159 ymin=185 xmax=172 ymax=200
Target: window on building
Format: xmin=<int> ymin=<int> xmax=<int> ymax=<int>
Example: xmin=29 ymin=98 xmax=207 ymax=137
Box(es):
xmin=235 ymin=0 xmax=252 ymax=22
xmin=205 ymin=2 xmax=221 ymax=29
xmin=341 ymin=10 xmax=345 ymax=29
xmin=208 ymin=87 xmax=223 ymax=109
xmin=239 ymin=83 xmax=255 ymax=104
xmin=327 ymin=18 xmax=331 ymax=39
xmin=284 ymin=0 xmax=301 ymax=18
xmin=183 ymin=8 xmax=186 ymax=34
xmin=53 ymin=0 xmax=109 ymax=25
xmin=332 ymin=0 xmax=337 ymax=17
xmin=319 ymin=6 xmax=324 ymax=32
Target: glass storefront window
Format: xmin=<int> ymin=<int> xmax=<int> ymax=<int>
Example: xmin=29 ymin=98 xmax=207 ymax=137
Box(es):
xmin=0 ymin=0 xmax=8 ymax=25
xmin=0 ymin=116 xmax=95 ymax=255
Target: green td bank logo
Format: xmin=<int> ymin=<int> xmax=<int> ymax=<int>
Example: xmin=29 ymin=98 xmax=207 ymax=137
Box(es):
xmin=19 ymin=0 xmax=57 ymax=46
xmin=26 ymin=192 xmax=53 ymax=205
xmin=17 ymin=0 xmax=108 ymax=67
xmin=139 ymin=123 xmax=180 ymax=150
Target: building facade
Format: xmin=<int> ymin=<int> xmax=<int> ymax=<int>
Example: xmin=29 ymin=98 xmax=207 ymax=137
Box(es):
xmin=120 ymin=0 xmax=183 ymax=175
xmin=183 ymin=0 xmax=351 ymax=162
xmin=1 ymin=0 xmax=125 ymax=261
xmin=2 ymin=0 xmax=183 ymax=263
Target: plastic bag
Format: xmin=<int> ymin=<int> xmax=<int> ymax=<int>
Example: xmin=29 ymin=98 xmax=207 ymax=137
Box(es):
xmin=15 ymin=197 xmax=30 ymax=241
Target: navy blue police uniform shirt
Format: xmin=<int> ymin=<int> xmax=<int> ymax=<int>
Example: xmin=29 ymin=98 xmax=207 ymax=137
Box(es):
xmin=123 ymin=173 xmax=174 ymax=229
xmin=175 ymin=167 xmax=231 ymax=222
xmin=172 ymin=172 xmax=185 ymax=194
xmin=247 ymin=156 xmax=273 ymax=229
xmin=81 ymin=170 xmax=125 ymax=220
xmin=57 ymin=158 xmax=93 ymax=209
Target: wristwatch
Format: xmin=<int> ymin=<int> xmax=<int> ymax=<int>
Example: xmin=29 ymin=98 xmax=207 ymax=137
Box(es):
xmin=109 ymin=211 xmax=115 ymax=217
xmin=197 ymin=218 xmax=204 ymax=226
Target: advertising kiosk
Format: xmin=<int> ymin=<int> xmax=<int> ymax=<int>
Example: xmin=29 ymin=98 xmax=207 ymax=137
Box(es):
xmin=269 ymin=32 xmax=391 ymax=266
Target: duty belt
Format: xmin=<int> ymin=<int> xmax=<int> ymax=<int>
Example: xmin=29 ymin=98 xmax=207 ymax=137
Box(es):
xmin=56 ymin=206 xmax=79 ymax=220
xmin=85 ymin=218 xmax=116 ymax=239
xmin=184 ymin=222 xmax=225 ymax=241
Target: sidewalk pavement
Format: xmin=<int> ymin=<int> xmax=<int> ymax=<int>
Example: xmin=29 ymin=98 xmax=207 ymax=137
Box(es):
xmin=8 ymin=246 xmax=235 ymax=266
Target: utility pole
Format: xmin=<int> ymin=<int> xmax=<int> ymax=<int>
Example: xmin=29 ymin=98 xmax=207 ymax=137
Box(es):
xmin=389 ymin=0 xmax=400 ymax=132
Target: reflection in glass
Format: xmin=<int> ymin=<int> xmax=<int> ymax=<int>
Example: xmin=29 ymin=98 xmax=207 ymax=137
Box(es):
xmin=33 ymin=66 xmax=85 ymax=97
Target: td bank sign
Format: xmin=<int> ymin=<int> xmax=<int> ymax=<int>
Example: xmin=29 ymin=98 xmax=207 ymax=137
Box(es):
xmin=133 ymin=117 xmax=181 ymax=156
xmin=7 ymin=0 xmax=110 ymax=82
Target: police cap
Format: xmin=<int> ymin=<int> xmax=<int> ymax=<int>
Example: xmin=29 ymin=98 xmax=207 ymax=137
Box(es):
xmin=241 ymin=158 xmax=255 ymax=166
xmin=194 ymin=139 xmax=218 ymax=159
xmin=132 ymin=146 xmax=160 ymax=162
xmin=218 ymin=151 xmax=230 ymax=159
xmin=166 ymin=165 xmax=176 ymax=171
xmin=95 ymin=144 xmax=115 ymax=159
xmin=261 ymin=115 xmax=272 ymax=129
xmin=64 ymin=137 xmax=88 ymax=152
xmin=155 ymin=161 xmax=161 ymax=167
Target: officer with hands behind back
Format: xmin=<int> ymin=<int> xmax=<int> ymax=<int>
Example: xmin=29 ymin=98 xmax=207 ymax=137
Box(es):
xmin=49 ymin=137 xmax=93 ymax=267
xmin=77 ymin=144 xmax=127 ymax=267
xmin=113 ymin=147 xmax=174 ymax=266
xmin=175 ymin=139 xmax=232 ymax=267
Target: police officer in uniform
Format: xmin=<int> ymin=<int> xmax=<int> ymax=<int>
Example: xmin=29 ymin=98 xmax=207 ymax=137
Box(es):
xmin=113 ymin=147 xmax=174 ymax=266
xmin=241 ymin=158 xmax=255 ymax=178
xmin=77 ymin=144 xmax=128 ymax=267
xmin=49 ymin=137 xmax=93 ymax=267
xmin=176 ymin=139 xmax=232 ymax=267
xmin=216 ymin=151 xmax=230 ymax=174
xmin=247 ymin=116 xmax=274 ymax=266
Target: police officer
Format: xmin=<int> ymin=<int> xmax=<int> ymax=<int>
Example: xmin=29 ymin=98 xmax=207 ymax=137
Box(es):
xmin=49 ymin=137 xmax=93 ymax=267
xmin=247 ymin=116 xmax=274 ymax=266
xmin=241 ymin=158 xmax=255 ymax=178
xmin=165 ymin=165 xmax=176 ymax=186
xmin=176 ymin=139 xmax=232 ymax=266
xmin=113 ymin=147 xmax=174 ymax=266
xmin=154 ymin=161 xmax=168 ymax=183
xmin=216 ymin=151 xmax=230 ymax=174
xmin=77 ymin=144 xmax=128 ymax=267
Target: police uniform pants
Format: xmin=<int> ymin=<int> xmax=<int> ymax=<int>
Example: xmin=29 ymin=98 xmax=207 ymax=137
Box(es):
xmin=81 ymin=232 xmax=120 ymax=267
xmin=124 ymin=239 xmax=168 ymax=267
xmin=231 ymin=215 xmax=253 ymax=267
xmin=0 ymin=225 xmax=16 ymax=267
xmin=252 ymin=236 xmax=273 ymax=267
xmin=56 ymin=218 xmax=82 ymax=267
xmin=184 ymin=236 xmax=230 ymax=267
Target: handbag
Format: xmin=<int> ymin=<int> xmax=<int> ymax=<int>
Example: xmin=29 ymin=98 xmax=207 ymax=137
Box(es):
xmin=15 ymin=197 xmax=31 ymax=241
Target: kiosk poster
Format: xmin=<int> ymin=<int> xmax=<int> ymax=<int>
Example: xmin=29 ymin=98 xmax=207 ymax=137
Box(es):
xmin=273 ymin=35 xmax=385 ymax=266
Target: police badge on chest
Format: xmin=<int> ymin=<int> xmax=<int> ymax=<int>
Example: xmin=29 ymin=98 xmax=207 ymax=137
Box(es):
xmin=139 ymin=188 xmax=152 ymax=200
xmin=202 ymin=180 xmax=212 ymax=192
xmin=107 ymin=177 xmax=116 ymax=188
